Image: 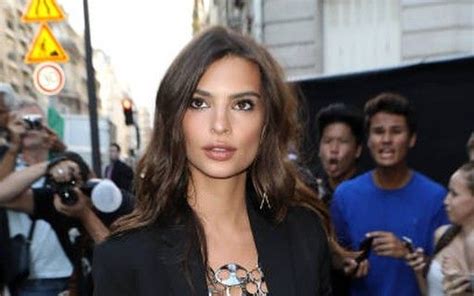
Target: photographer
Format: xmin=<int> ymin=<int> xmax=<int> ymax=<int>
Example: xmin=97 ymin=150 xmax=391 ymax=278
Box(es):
xmin=0 ymin=101 xmax=72 ymax=296
xmin=0 ymin=151 xmax=133 ymax=295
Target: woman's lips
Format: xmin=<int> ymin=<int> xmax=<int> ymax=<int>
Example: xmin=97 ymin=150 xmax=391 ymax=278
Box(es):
xmin=203 ymin=145 xmax=236 ymax=161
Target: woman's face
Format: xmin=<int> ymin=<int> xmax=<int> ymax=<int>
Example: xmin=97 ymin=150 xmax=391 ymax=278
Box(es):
xmin=182 ymin=56 xmax=265 ymax=180
xmin=444 ymin=170 xmax=474 ymax=225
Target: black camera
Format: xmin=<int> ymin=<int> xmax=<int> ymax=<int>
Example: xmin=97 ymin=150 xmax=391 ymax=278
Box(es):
xmin=22 ymin=114 xmax=43 ymax=130
xmin=45 ymin=178 xmax=101 ymax=206
xmin=45 ymin=177 xmax=126 ymax=215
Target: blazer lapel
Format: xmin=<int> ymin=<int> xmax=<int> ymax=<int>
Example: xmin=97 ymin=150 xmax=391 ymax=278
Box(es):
xmin=153 ymin=225 xmax=208 ymax=295
xmin=247 ymin=202 xmax=297 ymax=296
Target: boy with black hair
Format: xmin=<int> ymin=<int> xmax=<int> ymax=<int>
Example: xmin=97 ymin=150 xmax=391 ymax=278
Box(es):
xmin=315 ymin=103 xmax=364 ymax=204
xmin=330 ymin=92 xmax=449 ymax=296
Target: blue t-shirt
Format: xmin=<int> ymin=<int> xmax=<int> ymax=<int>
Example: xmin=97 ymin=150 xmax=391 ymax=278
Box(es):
xmin=331 ymin=171 xmax=449 ymax=296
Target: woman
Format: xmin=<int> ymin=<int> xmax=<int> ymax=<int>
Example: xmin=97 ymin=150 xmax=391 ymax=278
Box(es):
xmin=407 ymin=161 xmax=474 ymax=295
xmin=93 ymin=26 xmax=336 ymax=295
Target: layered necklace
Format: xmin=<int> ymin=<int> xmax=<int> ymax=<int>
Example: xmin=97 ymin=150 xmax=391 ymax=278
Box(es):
xmin=207 ymin=262 xmax=268 ymax=296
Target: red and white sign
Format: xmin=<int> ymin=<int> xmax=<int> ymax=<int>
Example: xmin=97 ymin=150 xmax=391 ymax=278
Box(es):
xmin=33 ymin=62 xmax=65 ymax=96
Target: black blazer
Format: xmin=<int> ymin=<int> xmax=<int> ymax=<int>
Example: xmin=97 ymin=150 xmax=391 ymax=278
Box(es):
xmin=93 ymin=202 xmax=332 ymax=295
xmin=105 ymin=160 xmax=134 ymax=192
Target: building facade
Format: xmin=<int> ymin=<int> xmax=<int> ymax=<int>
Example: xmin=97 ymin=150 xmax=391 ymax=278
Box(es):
xmin=0 ymin=0 xmax=93 ymax=113
xmin=197 ymin=0 xmax=474 ymax=79
xmin=0 ymin=0 xmax=37 ymax=101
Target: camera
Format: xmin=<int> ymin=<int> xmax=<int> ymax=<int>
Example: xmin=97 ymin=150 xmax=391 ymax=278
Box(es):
xmin=45 ymin=177 xmax=103 ymax=206
xmin=355 ymin=236 xmax=374 ymax=263
xmin=22 ymin=114 xmax=43 ymax=130
xmin=45 ymin=178 xmax=86 ymax=206
xmin=45 ymin=177 xmax=124 ymax=213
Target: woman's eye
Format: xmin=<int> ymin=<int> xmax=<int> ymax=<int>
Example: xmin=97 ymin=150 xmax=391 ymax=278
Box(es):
xmin=234 ymin=99 xmax=254 ymax=111
xmin=189 ymin=98 xmax=208 ymax=109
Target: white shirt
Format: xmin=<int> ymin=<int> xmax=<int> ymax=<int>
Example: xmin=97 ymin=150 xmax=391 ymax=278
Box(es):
xmin=7 ymin=159 xmax=72 ymax=279
xmin=427 ymin=260 xmax=444 ymax=296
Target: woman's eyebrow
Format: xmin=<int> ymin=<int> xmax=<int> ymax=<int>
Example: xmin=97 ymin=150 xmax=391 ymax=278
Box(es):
xmin=230 ymin=91 xmax=261 ymax=99
xmin=194 ymin=89 xmax=261 ymax=99
xmin=194 ymin=89 xmax=211 ymax=97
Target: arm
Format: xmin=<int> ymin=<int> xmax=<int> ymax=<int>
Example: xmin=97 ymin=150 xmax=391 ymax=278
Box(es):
xmin=0 ymin=161 xmax=48 ymax=214
xmin=53 ymin=188 xmax=110 ymax=243
xmin=0 ymin=113 xmax=26 ymax=180
xmin=405 ymin=225 xmax=452 ymax=295
xmin=0 ymin=144 xmax=20 ymax=180
xmin=78 ymin=208 xmax=110 ymax=243
xmin=405 ymin=247 xmax=428 ymax=295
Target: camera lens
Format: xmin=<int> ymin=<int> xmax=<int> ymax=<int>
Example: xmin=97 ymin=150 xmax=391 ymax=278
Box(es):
xmin=59 ymin=188 xmax=78 ymax=205
xmin=22 ymin=115 xmax=43 ymax=130
xmin=32 ymin=119 xmax=42 ymax=130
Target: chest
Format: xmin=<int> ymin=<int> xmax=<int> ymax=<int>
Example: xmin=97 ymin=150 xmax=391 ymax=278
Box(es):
xmin=207 ymin=230 xmax=258 ymax=271
xmin=435 ymin=236 xmax=472 ymax=273
xmin=344 ymin=195 xmax=435 ymax=248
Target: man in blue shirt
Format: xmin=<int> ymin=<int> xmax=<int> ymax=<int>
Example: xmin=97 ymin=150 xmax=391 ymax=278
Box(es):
xmin=331 ymin=92 xmax=449 ymax=296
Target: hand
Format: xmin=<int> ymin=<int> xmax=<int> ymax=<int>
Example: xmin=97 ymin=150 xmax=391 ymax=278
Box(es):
xmin=343 ymin=256 xmax=369 ymax=278
xmin=6 ymin=113 xmax=26 ymax=147
xmin=405 ymin=247 xmax=427 ymax=274
xmin=443 ymin=271 xmax=471 ymax=295
xmin=48 ymin=160 xmax=82 ymax=184
xmin=367 ymin=231 xmax=407 ymax=258
xmin=442 ymin=256 xmax=471 ymax=295
xmin=54 ymin=187 xmax=92 ymax=219
xmin=43 ymin=126 xmax=66 ymax=152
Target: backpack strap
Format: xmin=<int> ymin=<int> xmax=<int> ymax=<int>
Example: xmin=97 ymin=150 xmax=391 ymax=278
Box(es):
xmin=27 ymin=220 xmax=36 ymax=243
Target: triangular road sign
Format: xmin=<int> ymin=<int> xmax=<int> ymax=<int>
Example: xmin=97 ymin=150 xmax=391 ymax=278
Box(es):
xmin=25 ymin=23 xmax=69 ymax=64
xmin=22 ymin=0 xmax=65 ymax=23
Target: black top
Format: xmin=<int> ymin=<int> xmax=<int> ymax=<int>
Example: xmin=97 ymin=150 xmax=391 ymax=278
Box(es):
xmin=104 ymin=160 xmax=134 ymax=192
xmin=93 ymin=201 xmax=332 ymax=296
xmin=0 ymin=208 xmax=9 ymax=286
xmin=32 ymin=188 xmax=134 ymax=263
xmin=32 ymin=187 xmax=134 ymax=296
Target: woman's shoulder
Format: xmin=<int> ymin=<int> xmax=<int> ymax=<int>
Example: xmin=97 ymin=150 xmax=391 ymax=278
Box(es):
xmin=94 ymin=226 xmax=162 ymax=266
xmin=434 ymin=224 xmax=452 ymax=245
xmin=287 ymin=205 xmax=322 ymax=221
xmin=93 ymin=225 xmax=178 ymax=294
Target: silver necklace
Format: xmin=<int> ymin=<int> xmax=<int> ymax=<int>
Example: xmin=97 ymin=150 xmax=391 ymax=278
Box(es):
xmin=207 ymin=263 xmax=268 ymax=296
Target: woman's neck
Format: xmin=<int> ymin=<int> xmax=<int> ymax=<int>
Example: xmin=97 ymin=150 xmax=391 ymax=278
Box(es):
xmin=462 ymin=220 xmax=474 ymax=239
xmin=187 ymin=171 xmax=248 ymax=230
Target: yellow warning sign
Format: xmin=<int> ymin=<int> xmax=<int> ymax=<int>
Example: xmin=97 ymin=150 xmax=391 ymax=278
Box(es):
xmin=24 ymin=23 xmax=69 ymax=64
xmin=21 ymin=0 xmax=65 ymax=23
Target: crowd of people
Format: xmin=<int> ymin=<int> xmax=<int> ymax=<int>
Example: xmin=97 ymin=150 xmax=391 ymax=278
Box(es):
xmin=0 ymin=98 xmax=134 ymax=295
xmin=0 ymin=26 xmax=473 ymax=296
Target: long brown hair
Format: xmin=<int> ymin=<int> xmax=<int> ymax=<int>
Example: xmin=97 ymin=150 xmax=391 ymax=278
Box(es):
xmin=112 ymin=25 xmax=345 ymax=266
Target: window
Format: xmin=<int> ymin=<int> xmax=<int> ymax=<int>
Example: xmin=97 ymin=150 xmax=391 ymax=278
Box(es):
xmin=7 ymin=51 xmax=16 ymax=61
xmin=7 ymin=20 xmax=14 ymax=30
